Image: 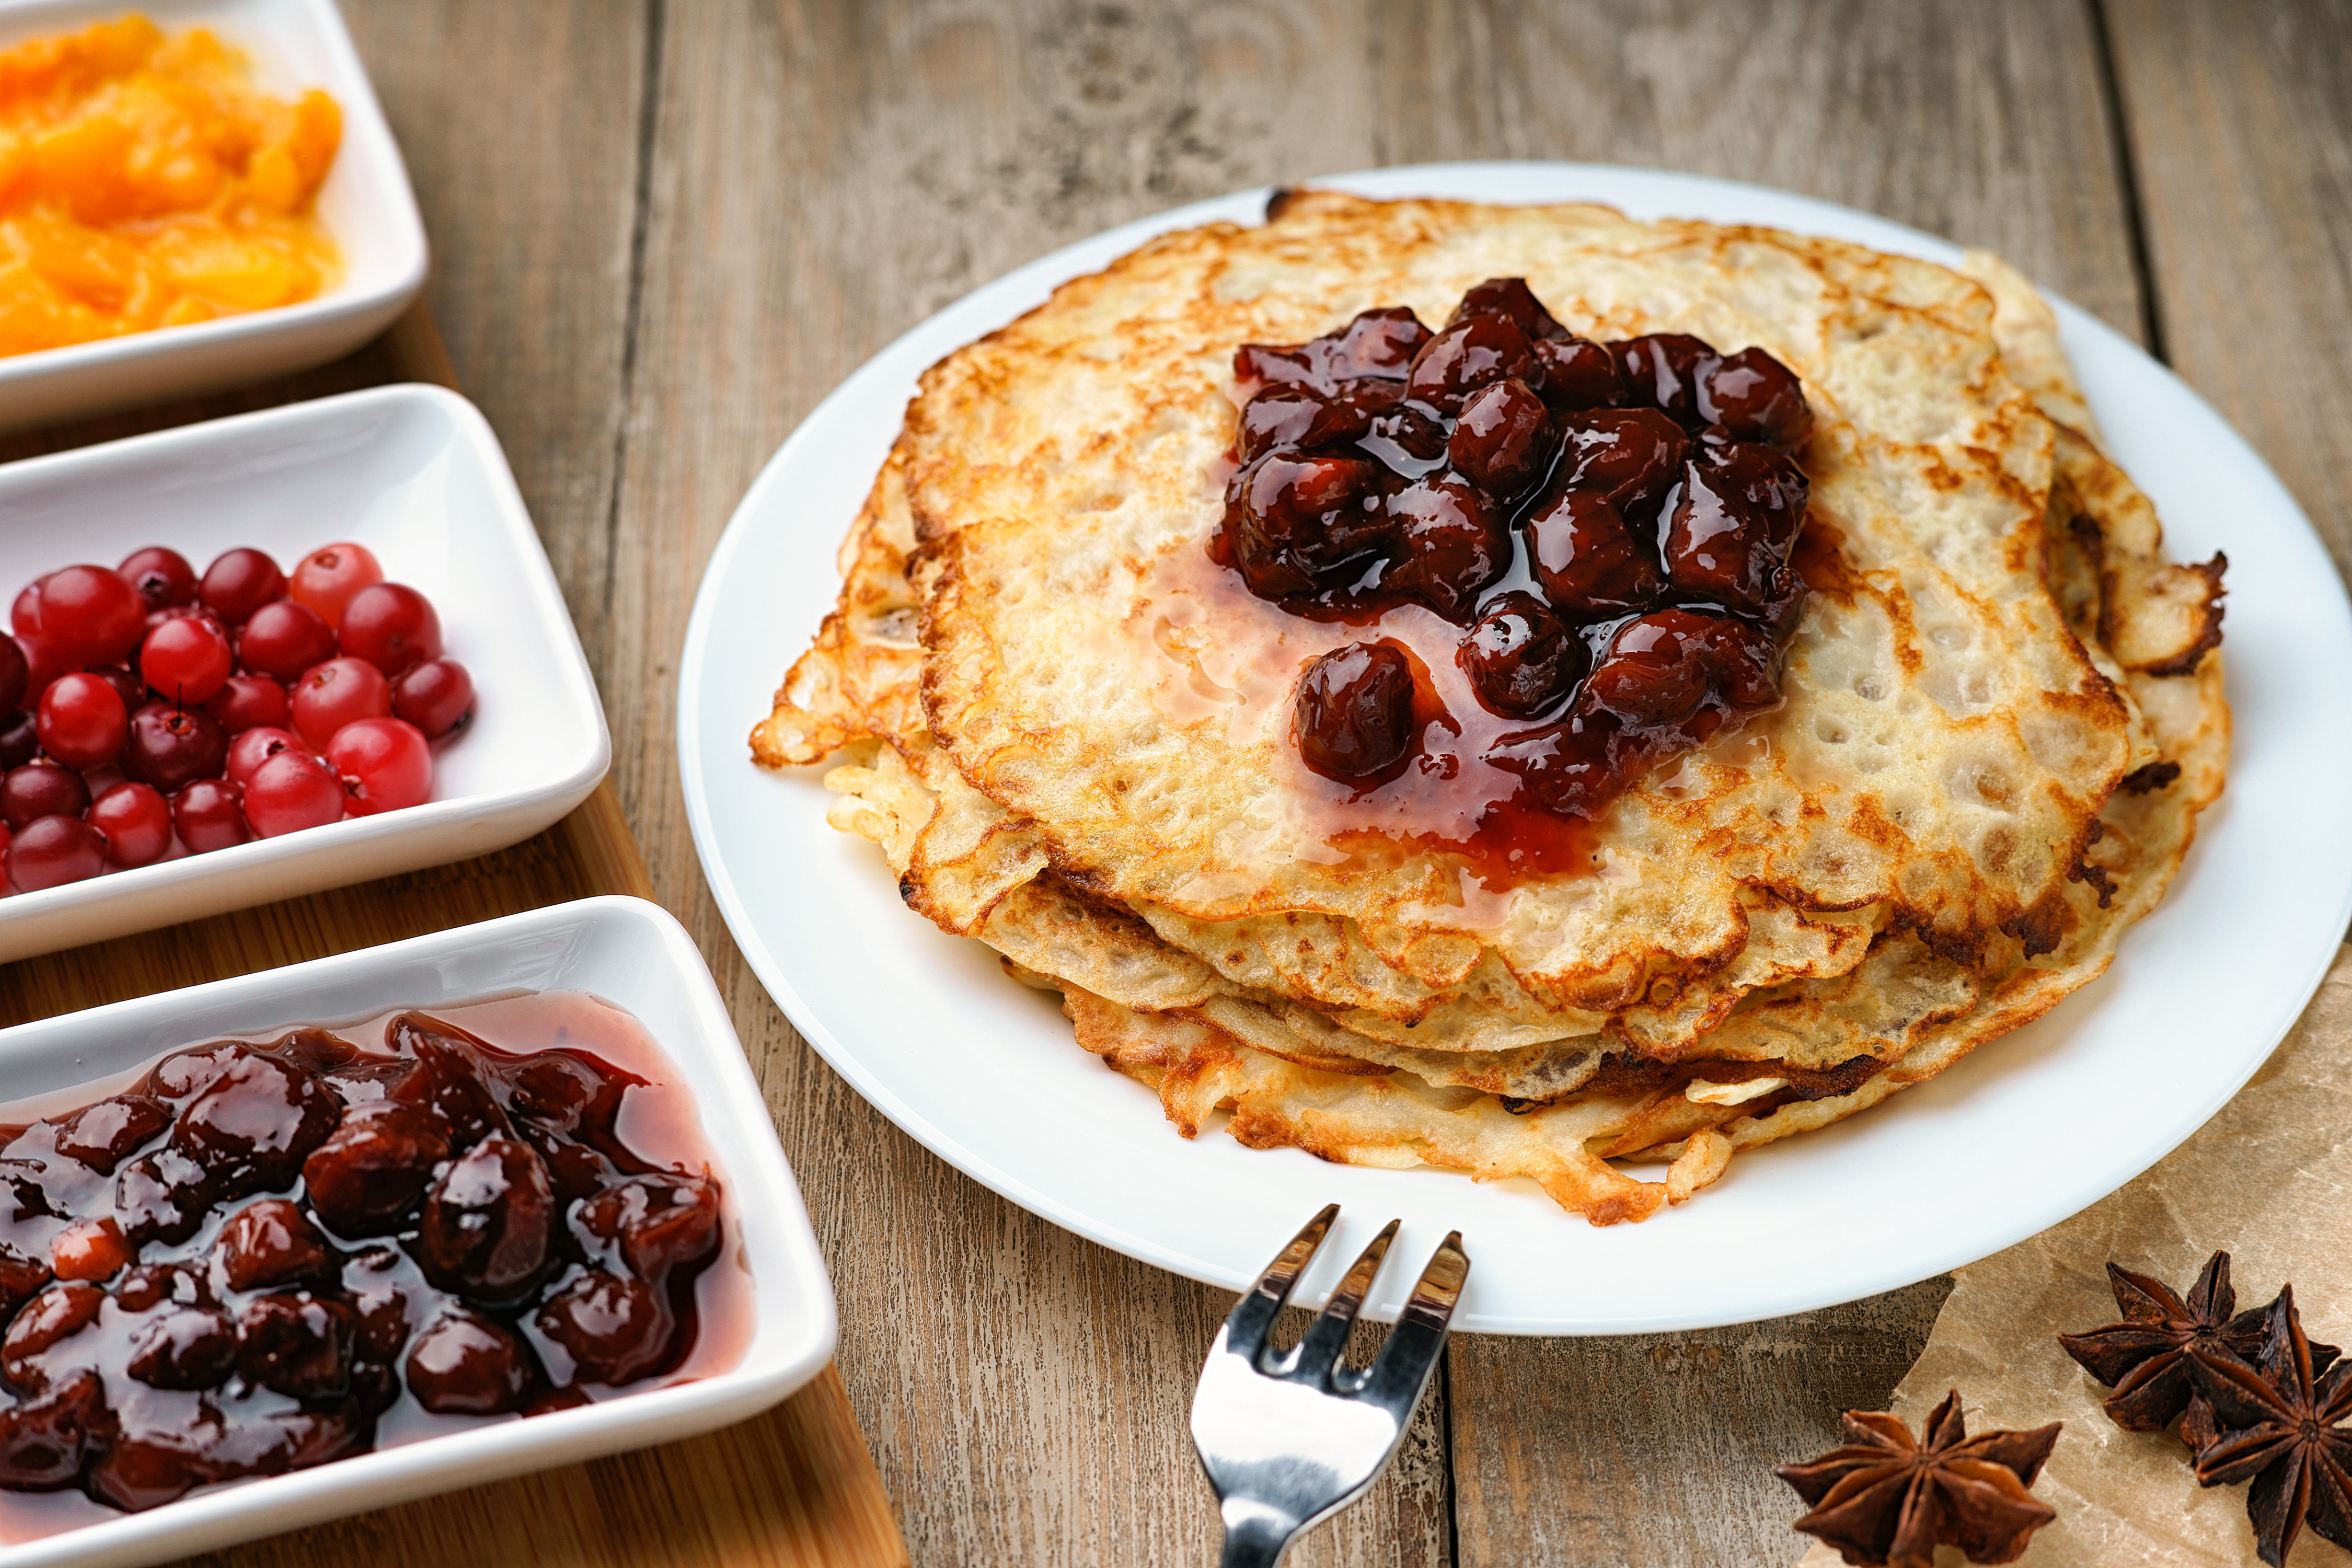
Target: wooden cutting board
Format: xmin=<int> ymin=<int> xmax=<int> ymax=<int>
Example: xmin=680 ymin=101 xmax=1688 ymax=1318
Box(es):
xmin=0 ymin=306 xmax=909 ymax=1568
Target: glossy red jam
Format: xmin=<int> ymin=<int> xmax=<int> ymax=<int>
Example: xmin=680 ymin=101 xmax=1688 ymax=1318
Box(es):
xmin=0 ymin=993 xmax=743 ymax=1534
xmin=1212 ymin=280 xmax=1817 ymax=850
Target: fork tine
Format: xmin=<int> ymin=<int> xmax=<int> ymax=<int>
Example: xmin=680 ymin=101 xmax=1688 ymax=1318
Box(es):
xmin=1358 ymin=1230 xmax=1469 ymax=1416
xmin=1281 ymin=1218 xmax=1399 ymax=1384
xmin=1220 ymin=1203 xmax=1340 ymax=1359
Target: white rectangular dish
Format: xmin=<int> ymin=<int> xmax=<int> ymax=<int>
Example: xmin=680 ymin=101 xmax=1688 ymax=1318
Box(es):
xmin=0 ymin=894 xmax=839 ymax=1568
xmin=0 ymin=382 xmax=610 ymax=960
xmin=0 ymin=0 xmax=427 ymax=429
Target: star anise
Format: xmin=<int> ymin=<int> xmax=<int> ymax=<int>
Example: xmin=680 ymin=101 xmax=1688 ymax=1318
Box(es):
xmin=2057 ymin=1251 xmax=2272 ymax=1444
xmin=2191 ymin=1286 xmax=2352 ymax=1566
xmin=1777 ymin=1389 xmax=2062 ymax=1567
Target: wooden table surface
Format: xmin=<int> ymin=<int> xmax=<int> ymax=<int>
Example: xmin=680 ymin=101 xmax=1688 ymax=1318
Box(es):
xmin=121 ymin=2 xmax=2352 ymax=1563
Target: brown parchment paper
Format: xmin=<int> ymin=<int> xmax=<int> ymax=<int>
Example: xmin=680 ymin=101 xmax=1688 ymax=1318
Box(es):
xmin=1793 ymin=944 xmax=2352 ymax=1567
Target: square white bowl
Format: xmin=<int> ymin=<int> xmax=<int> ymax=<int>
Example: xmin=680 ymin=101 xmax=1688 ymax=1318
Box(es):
xmin=0 ymin=0 xmax=427 ymax=429
xmin=0 ymin=894 xmax=840 ymax=1568
xmin=0 ymin=382 xmax=610 ymax=960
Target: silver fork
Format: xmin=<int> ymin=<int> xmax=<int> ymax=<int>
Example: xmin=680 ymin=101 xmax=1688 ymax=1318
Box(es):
xmin=1189 ymin=1205 xmax=1470 ymax=1567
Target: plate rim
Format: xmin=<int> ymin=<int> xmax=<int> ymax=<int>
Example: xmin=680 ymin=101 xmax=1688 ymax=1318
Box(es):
xmin=678 ymin=160 xmax=2352 ymax=1334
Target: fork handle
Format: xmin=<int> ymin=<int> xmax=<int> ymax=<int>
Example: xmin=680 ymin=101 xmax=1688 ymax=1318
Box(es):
xmin=1218 ymin=1511 xmax=1294 ymax=1567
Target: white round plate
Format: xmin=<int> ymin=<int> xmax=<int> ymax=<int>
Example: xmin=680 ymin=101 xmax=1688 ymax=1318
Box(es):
xmin=679 ymin=163 xmax=2352 ymax=1334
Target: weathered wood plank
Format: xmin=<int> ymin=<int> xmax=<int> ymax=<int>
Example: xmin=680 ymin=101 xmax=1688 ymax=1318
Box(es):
xmin=2102 ymin=0 xmax=2352 ymax=574
xmin=605 ymin=1 xmax=1462 ymax=1562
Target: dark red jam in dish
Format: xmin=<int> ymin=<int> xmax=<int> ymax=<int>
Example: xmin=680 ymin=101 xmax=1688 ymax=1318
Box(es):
xmin=0 ymin=993 xmax=740 ymax=1530
xmin=1212 ymin=279 xmax=1816 ymax=832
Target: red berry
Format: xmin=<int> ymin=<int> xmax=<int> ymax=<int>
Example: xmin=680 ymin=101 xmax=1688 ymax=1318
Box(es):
xmin=117 ymin=548 xmax=198 ymax=612
xmin=8 ymin=815 xmax=106 ymax=890
xmin=14 ymin=629 xmax=66 ymax=702
xmin=122 ymin=702 xmax=228 ymax=792
xmin=40 ymin=566 xmax=145 ymax=666
xmin=198 ymin=549 xmax=285 ymax=626
xmin=89 ymin=782 xmax=170 ymax=868
xmin=291 ymin=657 xmax=390 ymax=750
xmin=236 ymin=599 xmax=337 ymax=682
xmin=390 ymin=659 xmax=473 ymax=740
xmin=36 ymin=672 xmax=128 ymax=769
xmin=204 ymin=673 xmax=291 ymax=735
xmin=171 ymin=779 xmax=249 ymax=853
xmin=289 ymin=543 xmax=383 ymax=629
xmin=1 ymin=761 xmax=85 ymax=829
xmin=0 ymin=635 xmax=24 ymax=716
xmin=10 ymin=577 xmax=45 ymax=638
xmin=326 ymin=718 xmax=431 ymax=816
xmin=140 ymin=616 xmax=233 ymax=704
xmin=338 ymin=583 xmax=442 ymax=678
xmin=90 ymin=664 xmax=144 ymax=714
xmin=227 ymin=726 xmax=305 ymax=789
xmin=0 ymin=712 xmax=34 ymax=770
xmin=244 ymin=751 xmax=343 ymax=837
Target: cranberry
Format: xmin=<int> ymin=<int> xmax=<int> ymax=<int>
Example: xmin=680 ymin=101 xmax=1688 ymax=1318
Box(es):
xmin=203 ymin=672 xmax=291 ymax=734
xmin=8 ymin=815 xmax=107 ymax=891
xmin=1447 ymin=377 xmax=1555 ymax=496
xmin=287 ymin=541 xmax=383 ymax=628
xmin=198 ymin=548 xmax=285 ymax=625
xmin=235 ymin=1292 xmax=355 ymax=1398
xmin=326 ymin=716 xmax=432 ymax=816
xmin=0 ymin=710 xmax=33 ymax=769
xmin=170 ymin=1049 xmax=340 ymax=1195
xmin=290 ymin=655 xmax=391 ymax=748
xmin=39 ymin=564 xmax=145 ymax=665
xmin=1610 ymin=332 xmax=1720 ymax=424
xmin=575 ymin=1174 xmax=722 ymax=1280
xmin=537 ymin=1271 xmax=670 ymax=1385
xmin=337 ymin=583 xmax=443 ymax=678
xmin=114 ymin=1147 xmax=216 ymax=1246
xmin=1526 ymin=488 xmax=1666 ymax=618
xmin=419 ymin=1134 xmax=554 ymax=1304
xmin=1405 ymin=316 xmax=1540 ymax=416
xmin=34 ymin=670 xmax=126 ymax=768
xmin=139 ymin=613 xmax=234 ymax=704
xmin=391 ymin=659 xmax=474 ymax=740
xmin=0 ymin=1367 xmax=105 ymax=1489
xmin=1292 ymin=641 xmax=1421 ymax=784
xmin=89 ymin=781 xmax=169 ymax=867
xmin=9 ymin=578 xmax=42 ymax=638
xmin=2 ymin=760 xmax=88 ymax=829
xmin=1 ymin=1283 xmax=103 ymax=1391
xmin=213 ymin=1198 xmax=334 ymax=1292
xmin=1699 ymin=345 xmax=1813 ymax=449
xmin=118 ymin=546 xmax=198 ymax=612
xmin=1585 ymin=609 xmax=1778 ymax=723
xmin=1236 ymin=306 xmax=1430 ymax=390
xmin=1225 ymin=454 xmax=1393 ymax=597
xmin=1446 ymin=276 xmax=1566 ymax=340
xmin=226 ymin=725 xmax=305 ymax=789
xmin=1560 ymin=408 xmax=1691 ymax=524
xmin=0 ymin=635 xmax=25 ymax=716
xmin=121 ymin=700 xmax=228 ymax=791
xmin=1458 ymin=593 xmax=1588 ymax=718
xmin=403 ymin=1307 xmax=534 ymax=1415
xmin=1489 ymin=707 xmax=1627 ymax=819
xmin=126 ymin=1306 xmax=238 ymax=1390
xmin=244 ymin=748 xmax=344 ymax=837
xmin=13 ymin=629 xmax=67 ymax=704
xmin=238 ymin=598 xmax=338 ymax=681
xmin=1380 ymin=473 xmax=1509 ymax=621
xmin=1664 ymin=442 xmax=1811 ymax=616
xmin=1532 ymin=336 xmax=1624 ymax=410
xmin=48 ymin=1217 xmax=130 ymax=1282
xmin=53 ymin=1093 xmax=169 ymax=1174
xmin=302 ymin=1102 xmax=452 ymax=1238
xmin=171 ymin=777 xmax=250 ymax=853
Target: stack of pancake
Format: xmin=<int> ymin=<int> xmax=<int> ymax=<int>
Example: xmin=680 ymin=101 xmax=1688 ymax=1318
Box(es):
xmin=752 ymin=192 xmax=2227 ymax=1224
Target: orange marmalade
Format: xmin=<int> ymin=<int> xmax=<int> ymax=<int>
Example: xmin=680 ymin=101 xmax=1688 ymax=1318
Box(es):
xmin=0 ymin=15 xmax=341 ymax=356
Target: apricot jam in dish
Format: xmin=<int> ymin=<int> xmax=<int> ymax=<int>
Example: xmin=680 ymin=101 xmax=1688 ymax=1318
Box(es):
xmin=0 ymin=993 xmax=742 ymax=1529
xmin=0 ymin=15 xmax=342 ymax=357
xmin=1210 ymin=278 xmax=1815 ymax=835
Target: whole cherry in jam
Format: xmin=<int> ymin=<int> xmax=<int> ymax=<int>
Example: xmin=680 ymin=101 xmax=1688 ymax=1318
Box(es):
xmin=1380 ymin=474 xmax=1509 ymax=622
xmin=1583 ymin=609 xmax=1779 ymax=724
xmin=1292 ymin=641 xmax=1423 ymax=785
xmin=1700 ymin=347 xmax=1813 ymax=449
xmin=1236 ymin=306 xmax=1429 ymax=390
xmin=1611 ymin=332 xmax=1719 ymax=424
xmin=1525 ymin=487 xmax=1664 ymax=618
xmin=1664 ymin=441 xmax=1809 ymax=618
xmin=1459 ymin=593 xmax=1588 ymax=718
xmin=1448 ymin=378 xmax=1555 ymax=497
xmin=1405 ymin=316 xmax=1541 ymax=416
xmin=1447 ymin=276 xmax=1566 ymax=340
xmin=1531 ymin=336 xmax=1623 ymax=411
xmin=1224 ymin=454 xmax=1393 ymax=598
xmin=1558 ymin=408 xmax=1690 ymax=525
